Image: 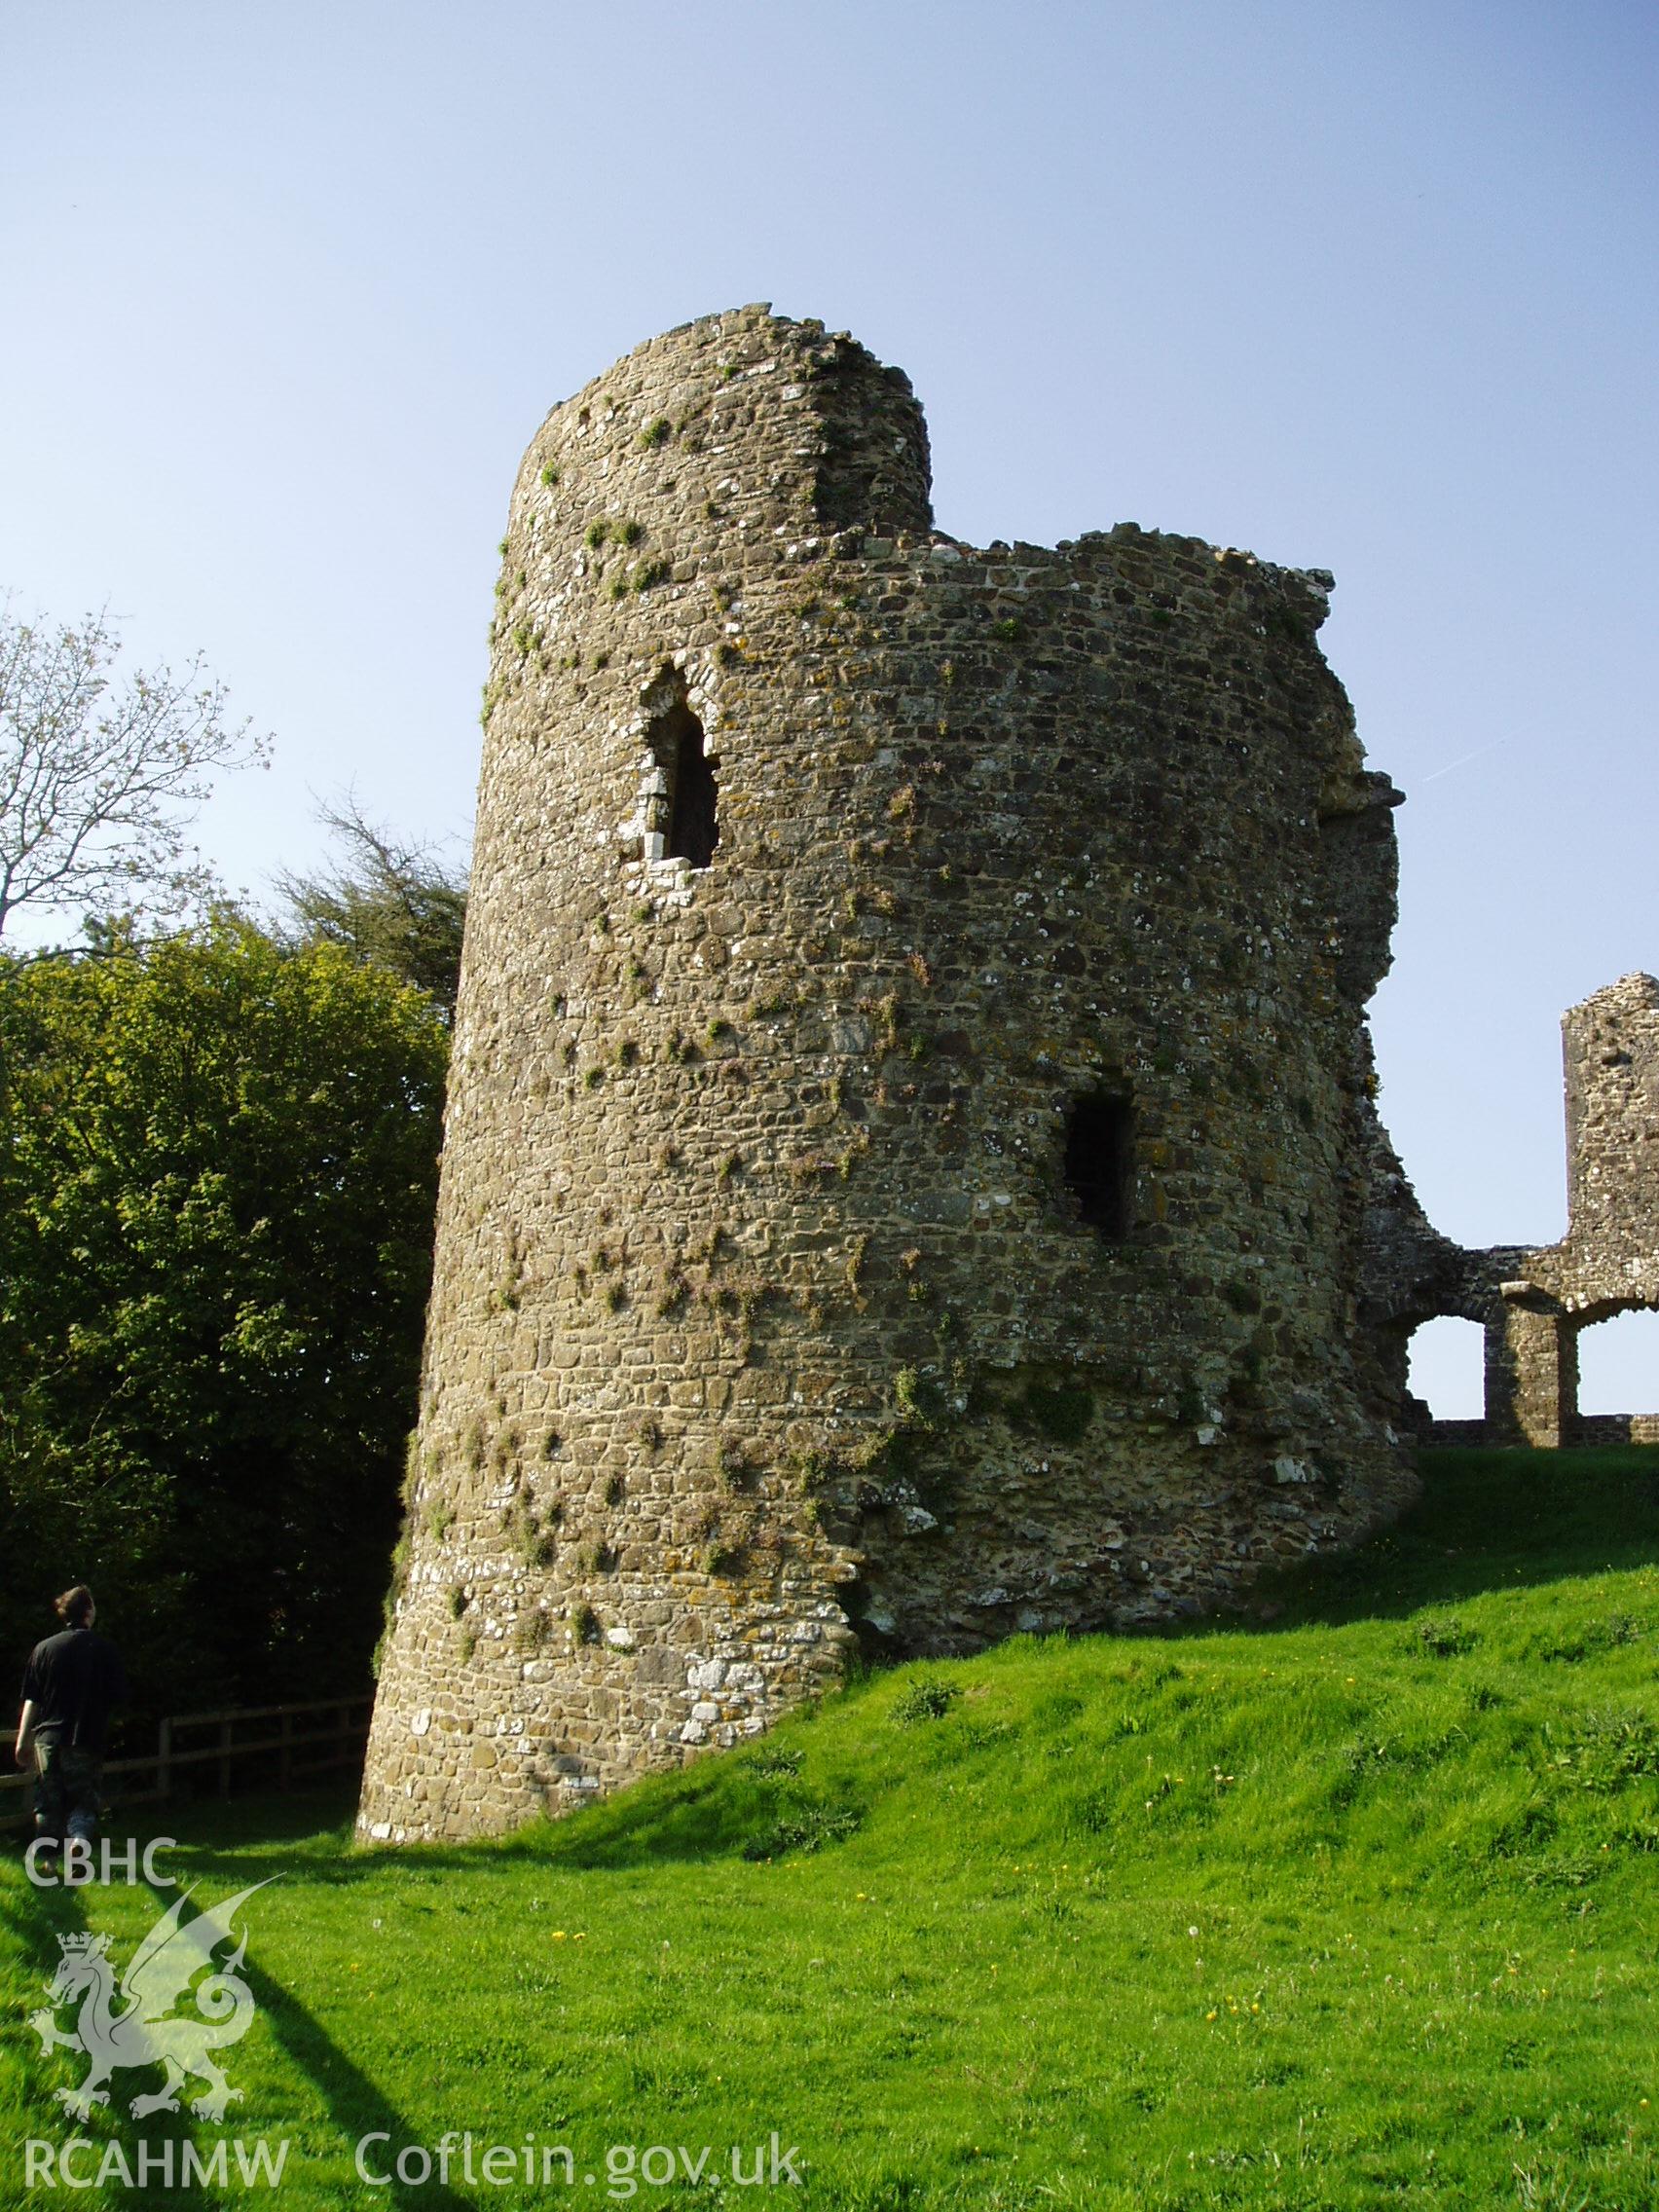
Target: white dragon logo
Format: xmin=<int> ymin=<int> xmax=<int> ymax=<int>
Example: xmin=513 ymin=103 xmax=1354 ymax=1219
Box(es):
xmin=29 ymin=1880 xmax=274 ymax=2123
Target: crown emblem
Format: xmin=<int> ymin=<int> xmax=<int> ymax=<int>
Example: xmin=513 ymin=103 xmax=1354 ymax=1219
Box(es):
xmin=57 ymin=1932 xmax=112 ymax=1959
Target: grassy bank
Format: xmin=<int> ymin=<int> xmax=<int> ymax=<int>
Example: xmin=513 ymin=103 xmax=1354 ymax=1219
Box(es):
xmin=4 ymin=1447 xmax=1658 ymax=2209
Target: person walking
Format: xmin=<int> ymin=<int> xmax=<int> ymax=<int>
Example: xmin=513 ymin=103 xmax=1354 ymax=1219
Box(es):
xmin=14 ymin=1586 xmax=128 ymax=1865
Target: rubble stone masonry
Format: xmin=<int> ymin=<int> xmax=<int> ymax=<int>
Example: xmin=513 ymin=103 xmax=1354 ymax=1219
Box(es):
xmin=1484 ymin=976 xmax=1658 ymax=1448
xmin=359 ymin=306 xmax=1446 ymax=1840
xmin=1363 ymin=970 xmax=1658 ymax=1452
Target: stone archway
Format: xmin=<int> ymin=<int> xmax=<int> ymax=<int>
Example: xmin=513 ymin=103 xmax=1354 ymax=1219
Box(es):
xmin=1485 ymin=1288 xmax=1659 ymax=1449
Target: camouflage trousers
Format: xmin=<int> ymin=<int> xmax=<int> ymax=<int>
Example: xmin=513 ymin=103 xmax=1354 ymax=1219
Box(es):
xmin=32 ymin=1740 xmax=103 ymax=1848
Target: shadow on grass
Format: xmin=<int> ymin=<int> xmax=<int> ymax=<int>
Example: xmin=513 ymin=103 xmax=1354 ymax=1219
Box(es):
xmin=1 ymin=1864 xmax=232 ymax=2211
xmin=68 ymin=1449 xmax=1659 ymax=1890
xmin=7 ymin=1815 xmax=522 ymax=2205
xmin=1206 ymin=1445 xmax=1659 ymax=1635
xmin=23 ymin=1857 xmax=483 ymax=2210
xmin=110 ymin=1766 xmax=817 ymax=1883
xmin=231 ymin=1937 xmax=478 ymax=2211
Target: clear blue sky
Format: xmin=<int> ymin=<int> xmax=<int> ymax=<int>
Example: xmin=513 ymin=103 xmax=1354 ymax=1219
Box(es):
xmin=3 ymin=0 xmax=1654 ymax=1412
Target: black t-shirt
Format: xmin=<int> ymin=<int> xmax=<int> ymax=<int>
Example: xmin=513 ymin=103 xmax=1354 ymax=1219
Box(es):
xmin=19 ymin=1628 xmax=129 ymax=1754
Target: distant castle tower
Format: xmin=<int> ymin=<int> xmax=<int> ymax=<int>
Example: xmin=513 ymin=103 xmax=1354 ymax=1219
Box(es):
xmin=1367 ymin=972 xmax=1659 ymax=1451
xmin=358 ymin=306 xmax=1416 ymax=1842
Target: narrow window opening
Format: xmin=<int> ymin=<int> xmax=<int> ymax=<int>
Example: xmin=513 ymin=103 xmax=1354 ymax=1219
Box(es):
xmin=1064 ymin=1090 xmax=1134 ymax=1239
xmin=650 ymin=697 xmax=718 ymax=869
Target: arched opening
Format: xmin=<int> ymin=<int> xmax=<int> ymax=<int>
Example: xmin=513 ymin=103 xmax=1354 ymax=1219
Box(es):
xmin=1574 ymin=1308 xmax=1659 ymax=1416
xmin=1063 ymin=1090 xmax=1134 ymax=1240
xmin=648 ymin=695 xmax=718 ymax=869
xmin=1407 ymin=1315 xmax=1485 ymax=1421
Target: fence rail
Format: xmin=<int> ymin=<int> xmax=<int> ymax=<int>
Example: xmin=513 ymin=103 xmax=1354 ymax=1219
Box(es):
xmin=0 ymin=1692 xmax=373 ymax=1832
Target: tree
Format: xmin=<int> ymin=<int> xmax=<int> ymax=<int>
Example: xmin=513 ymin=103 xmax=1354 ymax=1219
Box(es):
xmin=0 ymin=598 xmax=269 ymax=951
xmin=0 ymin=917 xmax=449 ymax=1719
xmin=275 ymin=796 xmax=468 ymax=1020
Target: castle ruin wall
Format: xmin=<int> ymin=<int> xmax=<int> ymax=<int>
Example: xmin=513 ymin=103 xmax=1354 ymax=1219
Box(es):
xmin=360 ymin=307 xmax=1420 ymax=1842
xmin=1369 ymin=974 xmax=1659 ymax=1447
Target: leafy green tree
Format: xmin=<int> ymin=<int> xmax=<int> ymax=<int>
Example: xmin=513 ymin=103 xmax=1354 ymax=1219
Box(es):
xmin=0 ymin=916 xmax=448 ymax=1723
xmin=275 ymin=797 xmax=468 ymax=1020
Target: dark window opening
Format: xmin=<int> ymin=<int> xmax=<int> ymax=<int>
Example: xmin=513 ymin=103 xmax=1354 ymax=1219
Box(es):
xmin=1064 ymin=1091 xmax=1134 ymax=1239
xmin=652 ymin=698 xmax=719 ymax=869
xmin=831 ymin=1571 xmax=903 ymax=1660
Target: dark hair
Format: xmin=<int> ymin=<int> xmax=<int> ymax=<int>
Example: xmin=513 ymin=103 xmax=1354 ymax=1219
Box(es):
xmin=55 ymin=1586 xmax=93 ymax=1628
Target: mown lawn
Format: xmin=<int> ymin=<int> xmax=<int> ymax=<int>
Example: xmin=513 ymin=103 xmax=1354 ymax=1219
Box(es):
xmin=4 ymin=1446 xmax=1658 ymax=2210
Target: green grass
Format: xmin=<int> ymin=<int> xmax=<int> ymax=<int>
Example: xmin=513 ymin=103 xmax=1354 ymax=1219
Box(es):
xmin=5 ymin=1448 xmax=1659 ymax=2208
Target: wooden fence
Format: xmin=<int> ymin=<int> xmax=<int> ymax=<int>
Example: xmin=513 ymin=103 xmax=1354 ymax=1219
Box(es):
xmin=0 ymin=1692 xmax=373 ymax=1832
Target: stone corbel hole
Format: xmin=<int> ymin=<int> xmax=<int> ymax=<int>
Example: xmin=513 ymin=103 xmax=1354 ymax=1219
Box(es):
xmin=1063 ymin=1088 xmax=1134 ymax=1240
xmin=638 ymin=667 xmax=719 ymax=870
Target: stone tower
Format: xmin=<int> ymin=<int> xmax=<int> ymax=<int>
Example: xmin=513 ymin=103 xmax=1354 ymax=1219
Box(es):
xmin=1361 ymin=971 xmax=1659 ymax=1451
xmin=1484 ymin=974 xmax=1659 ymax=1446
xmin=358 ymin=306 xmax=1417 ymax=1843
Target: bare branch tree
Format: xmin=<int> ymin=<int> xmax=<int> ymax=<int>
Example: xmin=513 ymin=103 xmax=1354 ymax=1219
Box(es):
xmin=0 ymin=596 xmax=271 ymax=948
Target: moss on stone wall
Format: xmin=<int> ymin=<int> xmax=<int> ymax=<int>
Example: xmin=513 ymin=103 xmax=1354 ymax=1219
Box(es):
xmin=359 ymin=307 xmax=1418 ymax=1844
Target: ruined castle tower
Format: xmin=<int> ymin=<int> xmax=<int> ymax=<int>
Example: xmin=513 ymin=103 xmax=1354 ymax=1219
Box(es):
xmin=358 ymin=306 xmax=1417 ymax=1842
xmin=1360 ymin=969 xmax=1659 ymax=1450
xmin=1481 ymin=975 xmax=1659 ymax=1448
